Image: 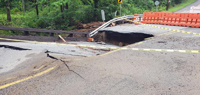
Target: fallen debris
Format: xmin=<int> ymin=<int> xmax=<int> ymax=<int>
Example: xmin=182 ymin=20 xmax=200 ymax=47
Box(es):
xmin=97 ymin=41 xmax=106 ymax=45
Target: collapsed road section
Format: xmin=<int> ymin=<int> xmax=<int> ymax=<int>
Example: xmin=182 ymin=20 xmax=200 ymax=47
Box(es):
xmin=94 ymin=30 xmax=153 ymax=46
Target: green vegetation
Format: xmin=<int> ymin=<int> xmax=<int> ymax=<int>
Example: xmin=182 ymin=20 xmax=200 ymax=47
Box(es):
xmin=0 ymin=0 xmax=196 ymax=36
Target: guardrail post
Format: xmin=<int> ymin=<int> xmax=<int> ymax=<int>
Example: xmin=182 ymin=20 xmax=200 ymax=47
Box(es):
xmin=50 ymin=33 xmax=54 ymax=36
xmin=49 ymin=29 xmax=54 ymax=36
xmin=23 ymin=27 xmax=29 ymax=36
xmin=102 ymin=31 xmax=107 ymax=42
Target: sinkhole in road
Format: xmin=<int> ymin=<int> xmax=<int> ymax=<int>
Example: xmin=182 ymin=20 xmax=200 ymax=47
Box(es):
xmin=93 ymin=31 xmax=154 ymax=46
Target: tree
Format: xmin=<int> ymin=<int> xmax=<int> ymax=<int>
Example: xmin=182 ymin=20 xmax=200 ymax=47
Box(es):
xmin=22 ymin=0 xmax=25 ymax=12
xmin=6 ymin=0 xmax=11 ymax=22
xmin=93 ymin=0 xmax=98 ymax=21
xmin=60 ymin=5 xmax=64 ymax=19
xmin=35 ymin=0 xmax=39 ymax=16
xmin=166 ymin=0 xmax=169 ymax=11
xmin=27 ymin=0 xmax=30 ymax=11
xmin=65 ymin=3 xmax=68 ymax=9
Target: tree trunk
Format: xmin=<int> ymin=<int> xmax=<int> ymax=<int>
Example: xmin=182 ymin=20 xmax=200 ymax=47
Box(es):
xmin=94 ymin=0 xmax=98 ymax=21
xmin=166 ymin=0 xmax=169 ymax=11
xmin=49 ymin=0 xmax=51 ymax=12
xmin=35 ymin=0 xmax=39 ymax=16
xmin=6 ymin=0 xmax=11 ymax=22
xmin=22 ymin=0 xmax=25 ymax=12
xmin=27 ymin=0 xmax=30 ymax=12
xmin=66 ymin=3 xmax=68 ymax=9
xmin=60 ymin=5 xmax=64 ymax=19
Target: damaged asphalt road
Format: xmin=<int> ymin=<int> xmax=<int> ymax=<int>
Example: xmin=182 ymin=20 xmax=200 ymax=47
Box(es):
xmin=0 ymin=41 xmax=114 ymax=74
xmin=1 ymin=27 xmax=200 ymax=95
xmin=46 ymin=52 xmax=85 ymax=79
xmin=1 ymin=13 xmax=200 ymax=94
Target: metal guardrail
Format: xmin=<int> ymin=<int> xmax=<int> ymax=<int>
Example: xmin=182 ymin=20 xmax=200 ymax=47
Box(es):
xmin=0 ymin=26 xmax=89 ymax=37
xmin=89 ymin=14 xmax=143 ymax=37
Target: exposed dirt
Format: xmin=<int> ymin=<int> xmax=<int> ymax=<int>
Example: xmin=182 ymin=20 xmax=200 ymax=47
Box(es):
xmin=76 ymin=22 xmax=104 ymax=32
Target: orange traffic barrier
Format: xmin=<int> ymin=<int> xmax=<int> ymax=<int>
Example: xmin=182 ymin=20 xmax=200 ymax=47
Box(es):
xmin=134 ymin=14 xmax=139 ymax=25
xmin=195 ymin=14 xmax=200 ymax=28
xmin=171 ymin=13 xmax=180 ymax=26
xmin=179 ymin=13 xmax=189 ymax=27
xmin=150 ymin=13 xmax=155 ymax=24
xmin=156 ymin=12 xmax=162 ymax=24
xmin=142 ymin=12 xmax=148 ymax=23
xmin=174 ymin=13 xmax=181 ymax=26
xmin=186 ymin=13 xmax=194 ymax=27
xmin=152 ymin=12 xmax=160 ymax=24
xmin=165 ymin=13 xmax=173 ymax=25
xmin=140 ymin=16 xmax=144 ymax=23
xmin=188 ymin=13 xmax=198 ymax=27
xmin=142 ymin=12 xmax=200 ymax=28
xmin=145 ymin=12 xmax=153 ymax=24
xmin=143 ymin=12 xmax=149 ymax=24
xmin=160 ymin=12 xmax=167 ymax=25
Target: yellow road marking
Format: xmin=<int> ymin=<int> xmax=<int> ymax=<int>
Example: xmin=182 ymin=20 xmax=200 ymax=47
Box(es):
xmin=99 ymin=41 xmax=144 ymax=56
xmin=0 ymin=65 xmax=57 ymax=90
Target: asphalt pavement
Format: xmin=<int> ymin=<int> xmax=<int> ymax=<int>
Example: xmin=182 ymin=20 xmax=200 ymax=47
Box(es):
xmin=176 ymin=0 xmax=200 ymax=13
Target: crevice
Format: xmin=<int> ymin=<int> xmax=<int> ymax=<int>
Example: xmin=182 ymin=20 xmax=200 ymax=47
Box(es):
xmin=0 ymin=45 xmax=31 ymax=50
xmin=45 ymin=51 xmax=85 ymax=79
xmin=45 ymin=50 xmax=87 ymax=57
xmin=60 ymin=59 xmax=85 ymax=79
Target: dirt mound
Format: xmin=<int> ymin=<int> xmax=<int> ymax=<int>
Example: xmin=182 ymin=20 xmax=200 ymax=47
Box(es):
xmin=76 ymin=22 xmax=104 ymax=32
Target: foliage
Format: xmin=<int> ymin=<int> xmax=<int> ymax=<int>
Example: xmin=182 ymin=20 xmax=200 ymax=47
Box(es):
xmin=0 ymin=0 xmax=196 ymax=35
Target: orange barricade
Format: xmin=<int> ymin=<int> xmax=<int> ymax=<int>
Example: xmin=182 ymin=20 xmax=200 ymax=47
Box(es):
xmin=179 ymin=13 xmax=189 ymax=27
xmin=149 ymin=13 xmax=155 ymax=24
xmin=134 ymin=14 xmax=139 ymax=25
xmin=170 ymin=13 xmax=180 ymax=26
xmin=174 ymin=13 xmax=181 ymax=26
xmin=188 ymin=13 xmax=198 ymax=27
xmin=141 ymin=12 xmax=199 ymax=28
xmin=195 ymin=14 xmax=200 ymax=28
xmin=186 ymin=13 xmax=194 ymax=27
xmin=163 ymin=16 xmax=168 ymax=25
xmin=165 ymin=13 xmax=173 ymax=25
xmin=153 ymin=12 xmax=161 ymax=24
xmin=142 ymin=12 xmax=148 ymax=24
xmin=140 ymin=16 xmax=144 ymax=23
xmin=160 ymin=12 xmax=167 ymax=25
xmin=146 ymin=12 xmax=152 ymax=24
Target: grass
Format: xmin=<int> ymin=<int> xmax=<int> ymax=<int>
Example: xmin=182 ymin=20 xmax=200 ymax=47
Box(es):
xmin=163 ymin=0 xmax=197 ymax=12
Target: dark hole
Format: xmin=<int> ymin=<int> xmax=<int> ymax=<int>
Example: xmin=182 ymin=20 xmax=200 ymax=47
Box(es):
xmin=94 ymin=30 xmax=154 ymax=46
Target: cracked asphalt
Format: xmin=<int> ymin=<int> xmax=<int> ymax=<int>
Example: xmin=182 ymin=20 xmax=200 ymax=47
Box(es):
xmin=0 ymin=24 xmax=200 ymax=95
xmin=1 ymin=3 xmax=200 ymax=95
